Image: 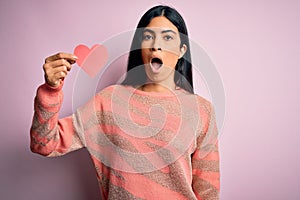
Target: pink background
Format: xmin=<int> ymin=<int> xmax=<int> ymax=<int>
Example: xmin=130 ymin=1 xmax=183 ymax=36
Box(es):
xmin=1 ymin=0 xmax=299 ymax=199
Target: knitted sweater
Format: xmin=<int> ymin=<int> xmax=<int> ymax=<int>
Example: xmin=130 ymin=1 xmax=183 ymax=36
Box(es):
xmin=30 ymin=83 xmax=220 ymax=200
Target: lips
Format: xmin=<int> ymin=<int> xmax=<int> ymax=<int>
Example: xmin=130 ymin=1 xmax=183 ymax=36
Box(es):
xmin=150 ymin=57 xmax=163 ymax=73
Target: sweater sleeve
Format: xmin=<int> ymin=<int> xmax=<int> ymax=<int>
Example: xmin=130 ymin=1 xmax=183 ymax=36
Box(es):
xmin=191 ymin=103 xmax=220 ymax=200
xmin=30 ymin=83 xmax=86 ymax=157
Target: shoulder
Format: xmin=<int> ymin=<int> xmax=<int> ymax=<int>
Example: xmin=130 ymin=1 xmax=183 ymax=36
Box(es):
xmin=192 ymin=94 xmax=214 ymax=119
xmin=96 ymin=84 xmax=127 ymax=94
xmin=179 ymin=89 xmax=213 ymax=112
xmin=196 ymin=94 xmax=212 ymax=110
xmin=94 ymin=84 xmax=134 ymax=100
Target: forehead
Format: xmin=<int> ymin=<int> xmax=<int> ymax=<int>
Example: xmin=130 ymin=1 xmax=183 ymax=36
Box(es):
xmin=145 ymin=16 xmax=178 ymax=33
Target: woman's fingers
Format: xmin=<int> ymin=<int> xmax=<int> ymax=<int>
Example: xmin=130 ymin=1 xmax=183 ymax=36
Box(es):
xmin=48 ymin=65 xmax=68 ymax=76
xmin=45 ymin=52 xmax=78 ymax=64
xmin=43 ymin=52 xmax=78 ymax=87
xmin=44 ymin=59 xmax=73 ymax=71
xmin=44 ymin=65 xmax=69 ymax=87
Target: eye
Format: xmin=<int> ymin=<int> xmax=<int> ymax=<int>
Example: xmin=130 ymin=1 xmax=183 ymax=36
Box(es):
xmin=164 ymin=35 xmax=174 ymax=41
xmin=143 ymin=34 xmax=153 ymax=41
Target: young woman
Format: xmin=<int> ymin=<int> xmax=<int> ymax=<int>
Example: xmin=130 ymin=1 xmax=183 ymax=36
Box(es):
xmin=31 ymin=5 xmax=220 ymax=200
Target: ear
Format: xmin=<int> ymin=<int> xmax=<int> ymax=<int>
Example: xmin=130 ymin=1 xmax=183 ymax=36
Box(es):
xmin=179 ymin=44 xmax=187 ymax=59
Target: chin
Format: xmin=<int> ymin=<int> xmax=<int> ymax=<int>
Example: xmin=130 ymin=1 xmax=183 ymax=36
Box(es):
xmin=145 ymin=66 xmax=175 ymax=84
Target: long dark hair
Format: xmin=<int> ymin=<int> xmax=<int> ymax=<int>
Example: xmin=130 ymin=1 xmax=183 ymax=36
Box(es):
xmin=122 ymin=5 xmax=193 ymax=93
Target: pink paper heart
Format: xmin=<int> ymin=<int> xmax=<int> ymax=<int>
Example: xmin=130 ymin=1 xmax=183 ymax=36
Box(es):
xmin=74 ymin=44 xmax=108 ymax=78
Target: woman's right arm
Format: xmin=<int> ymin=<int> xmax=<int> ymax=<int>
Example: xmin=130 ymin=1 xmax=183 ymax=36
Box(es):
xmin=30 ymin=53 xmax=86 ymax=157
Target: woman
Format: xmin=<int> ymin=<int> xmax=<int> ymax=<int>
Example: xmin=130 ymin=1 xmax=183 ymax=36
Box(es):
xmin=31 ymin=5 xmax=220 ymax=200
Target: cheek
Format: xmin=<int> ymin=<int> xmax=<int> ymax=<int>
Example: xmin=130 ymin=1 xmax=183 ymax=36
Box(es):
xmin=141 ymin=49 xmax=149 ymax=64
xmin=162 ymin=39 xmax=181 ymax=56
xmin=163 ymin=52 xmax=179 ymax=68
xmin=163 ymin=44 xmax=180 ymax=54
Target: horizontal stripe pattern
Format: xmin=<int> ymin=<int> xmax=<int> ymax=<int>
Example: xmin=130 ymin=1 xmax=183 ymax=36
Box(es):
xmin=30 ymin=84 xmax=220 ymax=199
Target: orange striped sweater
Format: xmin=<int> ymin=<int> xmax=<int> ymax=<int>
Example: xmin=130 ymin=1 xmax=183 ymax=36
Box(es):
xmin=30 ymin=83 xmax=220 ymax=200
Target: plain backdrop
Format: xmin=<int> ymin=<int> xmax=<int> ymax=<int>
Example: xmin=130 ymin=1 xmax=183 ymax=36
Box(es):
xmin=0 ymin=0 xmax=299 ymax=199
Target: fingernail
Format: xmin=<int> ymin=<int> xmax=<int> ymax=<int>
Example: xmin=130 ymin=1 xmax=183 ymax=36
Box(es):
xmin=73 ymin=55 xmax=78 ymax=59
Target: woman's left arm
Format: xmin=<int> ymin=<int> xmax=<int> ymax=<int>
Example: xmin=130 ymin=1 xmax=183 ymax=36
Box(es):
xmin=191 ymin=104 xmax=220 ymax=200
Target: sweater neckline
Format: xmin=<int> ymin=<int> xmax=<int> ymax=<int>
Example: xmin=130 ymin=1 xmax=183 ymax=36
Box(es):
xmin=121 ymin=85 xmax=187 ymax=98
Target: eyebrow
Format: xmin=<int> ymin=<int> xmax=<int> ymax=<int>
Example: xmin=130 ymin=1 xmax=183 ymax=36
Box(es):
xmin=161 ymin=30 xmax=177 ymax=34
xmin=143 ymin=28 xmax=177 ymax=35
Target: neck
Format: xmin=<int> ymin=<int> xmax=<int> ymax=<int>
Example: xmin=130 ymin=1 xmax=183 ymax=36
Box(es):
xmin=139 ymin=70 xmax=177 ymax=93
xmin=140 ymin=80 xmax=176 ymax=93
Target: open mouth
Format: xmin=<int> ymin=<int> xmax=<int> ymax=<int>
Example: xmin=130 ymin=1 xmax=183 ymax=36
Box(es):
xmin=150 ymin=57 xmax=163 ymax=72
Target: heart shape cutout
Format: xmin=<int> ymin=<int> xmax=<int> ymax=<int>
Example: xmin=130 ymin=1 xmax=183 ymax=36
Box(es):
xmin=74 ymin=44 xmax=108 ymax=78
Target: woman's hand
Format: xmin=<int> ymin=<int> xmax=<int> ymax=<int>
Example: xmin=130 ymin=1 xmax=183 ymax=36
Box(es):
xmin=43 ymin=53 xmax=78 ymax=87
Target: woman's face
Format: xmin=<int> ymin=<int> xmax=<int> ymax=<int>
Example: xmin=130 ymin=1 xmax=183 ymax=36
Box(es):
xmin=141 ymin=16 xmax=186 ymax=84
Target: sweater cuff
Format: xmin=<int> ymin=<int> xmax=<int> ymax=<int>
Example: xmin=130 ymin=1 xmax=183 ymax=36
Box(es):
xmin=35 ymin=81 xmax=64 ymax=109
xmin=39 ymin=81 xmax=64 ymax=95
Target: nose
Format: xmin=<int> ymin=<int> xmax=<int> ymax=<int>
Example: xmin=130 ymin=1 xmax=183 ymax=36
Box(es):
xmin=151 ymin=47 xmax=162 ymax=51
xmin=151 ymin=37 xmax=162 ymax=51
